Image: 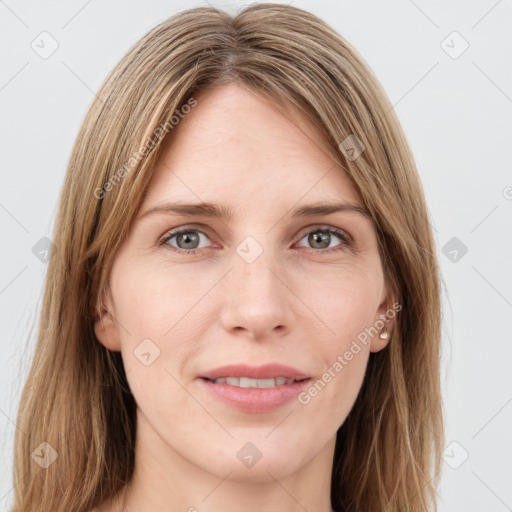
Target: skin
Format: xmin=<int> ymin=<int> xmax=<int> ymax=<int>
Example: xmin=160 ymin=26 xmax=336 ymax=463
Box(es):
xmin=94 ymin=83 xmax=395 ymax=512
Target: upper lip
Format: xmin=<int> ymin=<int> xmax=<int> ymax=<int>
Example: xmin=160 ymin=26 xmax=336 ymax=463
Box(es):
xmin=199 ymin=363 xmax=310 ymax=381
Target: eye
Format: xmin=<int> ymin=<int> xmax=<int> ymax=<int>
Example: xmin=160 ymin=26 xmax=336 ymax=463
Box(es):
xmin=159 ymin=225 xmax=352 ymax=256
xmin=295 ymin=226 xmax=351 ymax=253
xmin=159 ymin=228 xmax=213 ymax=255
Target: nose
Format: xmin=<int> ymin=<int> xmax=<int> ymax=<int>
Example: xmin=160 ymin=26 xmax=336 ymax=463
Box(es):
xmin=219 ymin=250 xmax=293 ymax=341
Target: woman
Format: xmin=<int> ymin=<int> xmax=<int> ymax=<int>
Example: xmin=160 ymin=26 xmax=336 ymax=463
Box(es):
xmin=12 ymin=3 xmax=443 ymax=511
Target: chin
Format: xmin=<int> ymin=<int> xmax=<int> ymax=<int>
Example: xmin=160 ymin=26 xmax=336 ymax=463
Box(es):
xmin=203 ymin=450 xmax=302 ymax=483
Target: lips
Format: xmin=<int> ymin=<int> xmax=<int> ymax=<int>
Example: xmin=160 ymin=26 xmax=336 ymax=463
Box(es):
xmin=198 ymin=371 xmax=312 ymax=413
xmin=199 ymin=363 xmax=310 ymax=382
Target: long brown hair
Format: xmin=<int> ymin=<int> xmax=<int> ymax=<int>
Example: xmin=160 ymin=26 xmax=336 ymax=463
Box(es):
xmin=12 ymin=4 xmax=443 ymax=511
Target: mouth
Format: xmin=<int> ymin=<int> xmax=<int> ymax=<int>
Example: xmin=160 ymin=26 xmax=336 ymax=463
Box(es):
xmin=199 ymin=363 xmax=311 ymax=383
xmin=202 ymin=376 xmax=310 ymax=388
xmin=197 ymin=363 xmax=312 ymax=413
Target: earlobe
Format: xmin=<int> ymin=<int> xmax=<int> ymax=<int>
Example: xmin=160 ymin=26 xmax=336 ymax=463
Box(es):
xmin=370 ymin=324 xmax=393 ymax=353
xmin=93 ymin=293 xmax=121 ymax=352
xmin=369 ymin=292 xmax=399 ymax=353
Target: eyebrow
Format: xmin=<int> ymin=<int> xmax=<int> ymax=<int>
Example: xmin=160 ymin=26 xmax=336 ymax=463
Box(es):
xmin=138 ymin=201 xmax=371 ymax=221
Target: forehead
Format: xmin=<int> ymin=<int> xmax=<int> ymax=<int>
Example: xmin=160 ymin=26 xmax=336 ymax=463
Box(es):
xmin=142 ymin=83 xmax=362 ymax=211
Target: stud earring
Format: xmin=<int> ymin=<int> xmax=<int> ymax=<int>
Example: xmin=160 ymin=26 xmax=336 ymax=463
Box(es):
xmin=379 ymin=327 xmax=389 ymax=340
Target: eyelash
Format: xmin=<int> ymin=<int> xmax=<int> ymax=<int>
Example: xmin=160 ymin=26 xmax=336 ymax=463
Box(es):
xmin=158 ymin=225 xmax=352 ymax=256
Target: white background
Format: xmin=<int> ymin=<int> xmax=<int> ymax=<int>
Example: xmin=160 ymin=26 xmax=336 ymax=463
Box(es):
xmin=1 ymin=0 xmax=511 ymax=510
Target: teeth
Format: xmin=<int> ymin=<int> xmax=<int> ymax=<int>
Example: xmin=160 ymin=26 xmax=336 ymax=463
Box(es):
xmin=211 ymin=377 xmax=296 ymax=387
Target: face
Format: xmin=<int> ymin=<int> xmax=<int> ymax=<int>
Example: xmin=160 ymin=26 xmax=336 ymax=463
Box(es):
xmin=95 ymin=83 xmax=395 ymax=485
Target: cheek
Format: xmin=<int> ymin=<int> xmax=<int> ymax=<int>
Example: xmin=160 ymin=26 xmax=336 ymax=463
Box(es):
xmin=113 ymin=262 xmax=202 ymax=340
xmin=296 ymin=307 xmax=373 ymax=432
xmin=291 ymin=268 xmax=378 ymax=420
xmin=112 ymin=268 xmax=196 ymax=426
xmin=293 ymin=260 xmax=381 ymax=340
xmin=111 ymin=263 xmax=208 ymax=395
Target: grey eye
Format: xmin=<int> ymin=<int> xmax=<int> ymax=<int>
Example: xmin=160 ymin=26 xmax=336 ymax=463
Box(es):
xmin=164 ymin=230 xmax=210 ymax=251
xmin=297 ymin=229 xmax=345 ymax=250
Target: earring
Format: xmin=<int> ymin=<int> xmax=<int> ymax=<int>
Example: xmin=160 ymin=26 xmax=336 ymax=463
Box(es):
xmin=379 ymin=327 xmax=389 ymax=340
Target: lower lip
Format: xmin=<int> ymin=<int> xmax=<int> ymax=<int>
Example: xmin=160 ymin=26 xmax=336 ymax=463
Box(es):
xmin=198 ymin=378 xmax=311 ymax=413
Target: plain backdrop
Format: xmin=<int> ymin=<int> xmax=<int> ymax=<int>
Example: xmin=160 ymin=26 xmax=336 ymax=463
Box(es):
xmin=1 ymin=0 xmax=511 ymax=510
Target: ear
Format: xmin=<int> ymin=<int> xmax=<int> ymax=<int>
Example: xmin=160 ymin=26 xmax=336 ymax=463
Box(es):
xmin=94 ymin=286 xmax=122 ymax=352
xmin=369 ymin=283 xmax=400 ymax=354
